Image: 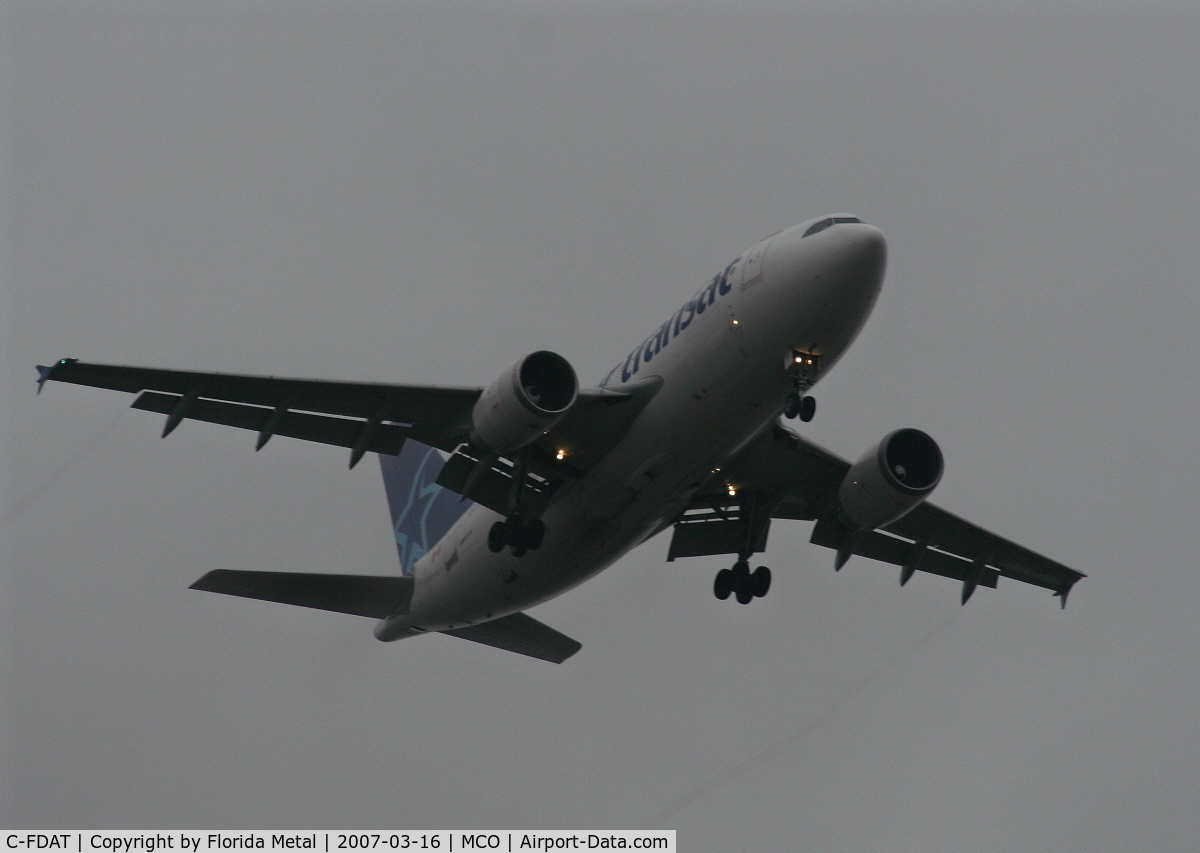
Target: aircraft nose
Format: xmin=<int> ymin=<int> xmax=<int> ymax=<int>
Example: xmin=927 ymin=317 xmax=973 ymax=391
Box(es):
xmin=825 ymin=223 xmax=887 ymax=291
xmin=767 ymin=218 xmax=887 ymax=299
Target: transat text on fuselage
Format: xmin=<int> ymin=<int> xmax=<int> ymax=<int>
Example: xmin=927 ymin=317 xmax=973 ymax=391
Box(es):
xmin=602 ymin=258 xmax=738 ymax=387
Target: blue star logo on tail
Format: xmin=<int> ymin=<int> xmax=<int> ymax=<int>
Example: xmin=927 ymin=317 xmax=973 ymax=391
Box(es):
xmin=378 ymin=441 xmax=473 ymax=575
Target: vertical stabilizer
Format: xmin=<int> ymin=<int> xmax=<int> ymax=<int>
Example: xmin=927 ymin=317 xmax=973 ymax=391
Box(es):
xmin=379 ymin=442 xmax=473 ymax=575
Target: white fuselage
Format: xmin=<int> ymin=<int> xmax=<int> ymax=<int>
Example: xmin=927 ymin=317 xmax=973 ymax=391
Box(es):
xmin=375 ymin=217 xmax=887 ymax=640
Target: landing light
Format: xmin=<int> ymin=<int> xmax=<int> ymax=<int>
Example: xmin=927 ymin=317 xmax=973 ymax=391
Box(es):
xmin=556 ymin=449 xmax=566 ymax=461
xmin=727 ymin=485 xmax=737 ymax=497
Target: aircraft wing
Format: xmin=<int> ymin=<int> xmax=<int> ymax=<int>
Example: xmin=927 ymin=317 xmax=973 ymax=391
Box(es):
xmin=37 ymin=358 xmax=480 ymax=463
xmin=675 ymin=423 xmax=1086 ymax=606
xmin=35 ymin=359 xmax=662 ymax=474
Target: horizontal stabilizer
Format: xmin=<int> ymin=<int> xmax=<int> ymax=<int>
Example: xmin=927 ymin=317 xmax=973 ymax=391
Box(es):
xmin=442 ymin=612 xmax=581 ymax=664
xmin=190 ymin=570 xmax=414 ymax=618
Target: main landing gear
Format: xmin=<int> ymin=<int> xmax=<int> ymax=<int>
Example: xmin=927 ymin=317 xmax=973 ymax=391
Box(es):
xmin=486 ymin=447 xmax=547 ymax=558
xmin=487 ymin=514 xmax=545 ymax=557
xmin=783 ymin=392 xmax=816 ymax=422
xmin=709 ymin=490 xmax=774 ymax=604
xmin=714 ymin=560 xmax=772 ymax=604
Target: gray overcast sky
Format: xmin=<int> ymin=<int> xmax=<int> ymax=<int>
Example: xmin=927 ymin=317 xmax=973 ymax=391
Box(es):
xmin=5 ymin=3 xmax=1200 ymax=850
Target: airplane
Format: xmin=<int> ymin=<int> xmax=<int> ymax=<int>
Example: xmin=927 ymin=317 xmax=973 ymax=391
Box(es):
xmin=36 ymin=214 xmax=1085 ymax=663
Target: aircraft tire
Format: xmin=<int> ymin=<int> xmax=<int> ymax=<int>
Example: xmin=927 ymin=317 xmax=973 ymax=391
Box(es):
xmin=799 ymin=395 xmax=816 ymax=422
xmin=752 ymin=565 xmax=772 ymax=598
xmin=714 ymin=568 xmax=733 ymax=600
xmin=504 ymin=515 xmax=525 ymax=547
xmin=732 ymin=560 xmax=753 ymax=603
xmin=524 ymin=518 xmax=546 ymax=550
xmin=783 ymin=392 xmax=801 ymax=419
xmin=488 ymin=521 xmax=506 ymax=553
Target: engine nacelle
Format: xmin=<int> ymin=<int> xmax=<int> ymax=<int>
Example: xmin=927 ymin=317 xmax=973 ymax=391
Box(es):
xmin=470 ymin=351 xmax=578 ymax=455
xmin=837 ymin=428 xmax=943 ymax=530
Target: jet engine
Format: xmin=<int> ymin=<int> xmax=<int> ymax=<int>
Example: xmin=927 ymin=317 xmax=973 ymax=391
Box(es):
xmin=470 ymin=350 xmax=578 ymax=455
xmin=837 ymin=428 xmax=943 ymax=530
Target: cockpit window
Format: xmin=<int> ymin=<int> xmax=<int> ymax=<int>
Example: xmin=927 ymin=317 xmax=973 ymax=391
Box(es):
xmin=803 ymin=216 xmax=863 ymax=238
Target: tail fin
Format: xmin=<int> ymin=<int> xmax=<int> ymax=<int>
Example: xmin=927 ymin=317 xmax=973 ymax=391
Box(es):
xmin=379 ymin=441 xmax=472 ymax=575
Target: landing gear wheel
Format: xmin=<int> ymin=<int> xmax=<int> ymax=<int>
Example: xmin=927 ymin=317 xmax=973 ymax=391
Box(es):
xmin=488 ymin=521 xmax=506 ymax=553
xmin=783 ymin=392 xmax=801 ymax=419
xmin=512 ymin=543 xmax=528 ymax=558
xmin=752 ymin=565 xmax=772 ymax=598
xmin=732 ymin=560 xmax=753 ymax=604
xmin=714 ymin=568 xmax=733 ymax=600
xmin=504 ymin=515 xmax=525 ymax=548
xmin=523 ymin=518 xmax=546 ymax=550
xmin=799 ymin=395 xmax=816 ymax=422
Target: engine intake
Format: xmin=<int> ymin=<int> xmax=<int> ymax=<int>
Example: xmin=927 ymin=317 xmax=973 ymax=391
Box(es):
xmin=837 ymin=428 xmax=943 ymax=530
xmin=470 ymin=351 xmax=578 ymax=455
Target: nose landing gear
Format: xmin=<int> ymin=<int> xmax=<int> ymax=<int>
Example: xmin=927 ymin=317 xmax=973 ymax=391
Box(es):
xmin=783 ymin=392 xmax=816 ymax=422
xmin=783 ymin=349 xmax=819 ymax=422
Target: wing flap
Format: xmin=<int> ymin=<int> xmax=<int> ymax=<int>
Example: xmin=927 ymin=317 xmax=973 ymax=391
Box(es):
xmin=809 ymin=518 xmax=999 ymax=588
xmin=434 ymin=449 xmax=554 ymax=517
xmin=441 ymin=612 xmax=581 ymax=664
xmin=133 ymin=391 xmax=409 ymax=454
xmin=38 ymin=359 xmax=479 ymax=453
xmin=190 ymin=569 xmax=414 ymax=618
xmin=666 ymin=505 xmax=771 ymax=560
xmin=885 ymin=502 xmax=1084 ymax=595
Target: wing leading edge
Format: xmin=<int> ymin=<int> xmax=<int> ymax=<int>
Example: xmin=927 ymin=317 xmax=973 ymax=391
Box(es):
xmin=36 ymin=359 xmax=660 ymax=479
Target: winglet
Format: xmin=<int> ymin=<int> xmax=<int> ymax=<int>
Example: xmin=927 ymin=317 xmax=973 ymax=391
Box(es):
xmin=36 ymin=358 xmax=77 ymax=394
xmin=1055 ymin=571 xmax=1086 ymax=609
xmin=35 ymin=365 xmax=52 ymax=394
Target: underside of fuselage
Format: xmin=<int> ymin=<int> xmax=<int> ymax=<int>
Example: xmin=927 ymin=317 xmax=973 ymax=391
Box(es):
xmin=376 ymin=216 xmax=887 ymax=644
